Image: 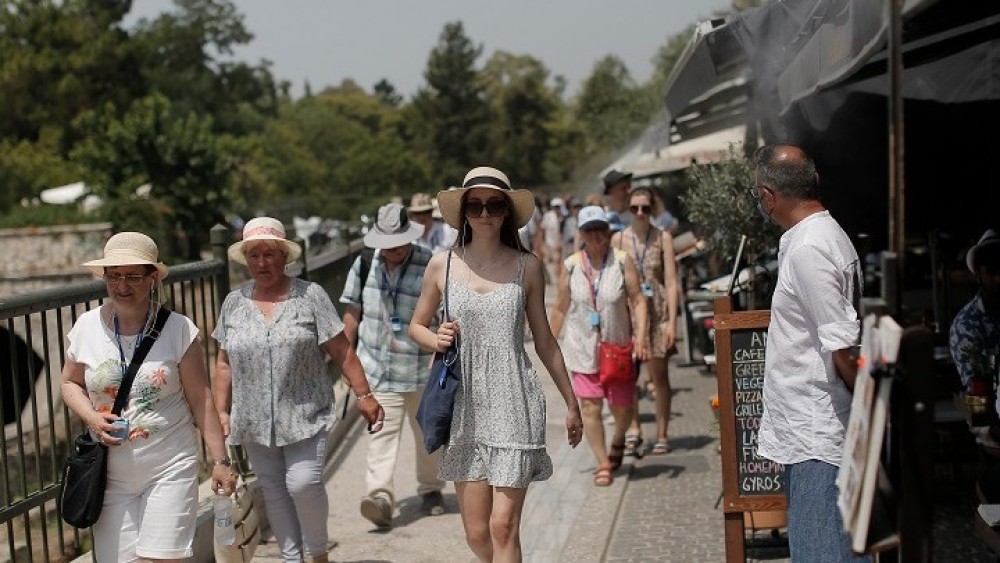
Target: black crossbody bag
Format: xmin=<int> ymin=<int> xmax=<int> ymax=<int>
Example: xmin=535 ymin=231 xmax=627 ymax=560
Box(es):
xmin=59 ymin=307 xmax=171 ymax=528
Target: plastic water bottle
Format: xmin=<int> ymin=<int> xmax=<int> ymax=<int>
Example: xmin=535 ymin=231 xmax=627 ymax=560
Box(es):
xmin=214 ymin=488 xmax=235 ymax=546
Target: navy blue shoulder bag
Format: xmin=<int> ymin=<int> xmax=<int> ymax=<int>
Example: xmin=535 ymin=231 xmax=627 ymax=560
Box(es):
xmin=416 ymin=250 xmax=461 ymax=454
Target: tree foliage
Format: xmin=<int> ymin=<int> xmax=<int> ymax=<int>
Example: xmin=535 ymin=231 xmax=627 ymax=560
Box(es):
xmin=0 ymin=2 xmax=759 ymax=260
xmin=71 ymin=93 xmax=233 ymax=259
xmin=411 ymin=21 xmax=490 ymax=186
xmin=681 ymin=147 xmax=780 ymax=264
xmin=574 ymin=55 xmax=651 ymax=152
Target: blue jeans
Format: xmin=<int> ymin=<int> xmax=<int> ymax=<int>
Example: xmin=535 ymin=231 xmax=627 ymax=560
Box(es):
xmin=786 ymin=459 xmax=872 ymax=563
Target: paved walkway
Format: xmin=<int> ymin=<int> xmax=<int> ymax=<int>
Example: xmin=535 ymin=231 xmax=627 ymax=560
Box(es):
xmin=250 ymin=287 xmax=786 ymax=562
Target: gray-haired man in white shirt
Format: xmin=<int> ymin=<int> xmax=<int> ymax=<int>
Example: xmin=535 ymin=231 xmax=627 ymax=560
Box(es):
xmin=750 ymin=145 xmax=869 ymax=562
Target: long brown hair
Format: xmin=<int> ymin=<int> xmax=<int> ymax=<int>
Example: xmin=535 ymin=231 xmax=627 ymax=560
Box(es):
xmin=457 ymin=191 xmax=526 ymax=251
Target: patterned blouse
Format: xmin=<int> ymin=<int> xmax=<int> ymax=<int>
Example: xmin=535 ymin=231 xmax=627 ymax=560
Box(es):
xmin=950 ymin=292 xmax=1000 ymax=394
xmin=213 ymin=277 xmax=344 ymax=447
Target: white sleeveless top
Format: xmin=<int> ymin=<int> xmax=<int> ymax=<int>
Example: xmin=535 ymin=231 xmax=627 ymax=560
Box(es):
xmin=560 ymin=249 xmax=632 ymax=374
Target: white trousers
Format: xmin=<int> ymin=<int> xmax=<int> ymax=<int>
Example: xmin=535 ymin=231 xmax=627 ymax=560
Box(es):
xmin=366 ymin=388 xmax=444 ymax=506
xmin=244 ymin=431 xmax=328 ymax=562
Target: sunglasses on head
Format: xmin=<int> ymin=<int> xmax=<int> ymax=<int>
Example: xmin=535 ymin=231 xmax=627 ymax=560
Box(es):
xmin=629 ymin=204 xmax=652 ymax=214
xmin=464 ymin=198 xmax=509 ymax=218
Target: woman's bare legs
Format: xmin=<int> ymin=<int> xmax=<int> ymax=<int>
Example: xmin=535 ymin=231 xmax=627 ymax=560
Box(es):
xmin=455 ymin=481 xmax=529 ymax=562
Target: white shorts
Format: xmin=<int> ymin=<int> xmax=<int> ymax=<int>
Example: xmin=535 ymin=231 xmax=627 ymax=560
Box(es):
xmin=92 ymin=427 xmax=199 ymax=561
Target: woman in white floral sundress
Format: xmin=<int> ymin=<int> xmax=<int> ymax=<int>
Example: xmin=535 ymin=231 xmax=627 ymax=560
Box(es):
xmin=60 ymin=232 xmax=235 ymax=561
xmin=410 ymin=167 xmax=583 ymax=562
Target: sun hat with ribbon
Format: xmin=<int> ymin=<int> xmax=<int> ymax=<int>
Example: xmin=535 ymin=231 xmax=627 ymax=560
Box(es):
xmin=967 ymin=229 xmax=1000 ymax=273
xmin=82 ymin=232 xmax=170 ymax=279
xmin=363 ymin=203 xmax=425 ymax=249
xmin=228 ymin=216 xmax=302 ymax=265
xmin=436 ymin=166 xmax=536 ymax=230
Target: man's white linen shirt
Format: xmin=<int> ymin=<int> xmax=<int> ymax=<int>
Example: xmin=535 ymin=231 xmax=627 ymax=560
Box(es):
xmin=756 ymin=210 xmax=861 ymax=467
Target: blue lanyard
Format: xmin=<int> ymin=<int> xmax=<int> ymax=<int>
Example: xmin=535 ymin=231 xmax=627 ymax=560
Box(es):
xmin=631 ymin=228 xmax=653 ymax=282
xmin=113 ymin=309 xmax=149 ymax=380
xmin=379 ymin=250 xmax=412 ymax=316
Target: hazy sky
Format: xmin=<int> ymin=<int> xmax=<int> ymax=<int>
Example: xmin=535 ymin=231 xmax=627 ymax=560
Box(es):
xmin=125 ymin=0 xmax=732 ymax=99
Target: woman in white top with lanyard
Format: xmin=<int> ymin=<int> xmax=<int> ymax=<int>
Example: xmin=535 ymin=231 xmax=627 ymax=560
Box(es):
xmin=612 ymin=187 xmax=679 ymax=456
xmin=550 ymin=206 xmax=648 ymax=486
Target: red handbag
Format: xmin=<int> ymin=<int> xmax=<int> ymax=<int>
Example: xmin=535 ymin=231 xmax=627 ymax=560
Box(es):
xmin=599 ymin=341 xmax=634 ymax=385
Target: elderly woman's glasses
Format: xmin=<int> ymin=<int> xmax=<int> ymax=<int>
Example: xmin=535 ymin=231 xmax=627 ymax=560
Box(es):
xmin=103 ymin=273 xmax=149 ymax=286
xmin=464 ymin=199 xmax=508 ymax=218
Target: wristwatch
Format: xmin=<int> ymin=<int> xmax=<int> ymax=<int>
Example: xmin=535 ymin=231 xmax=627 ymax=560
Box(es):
xmin=213 ymin=457 xmax=232 ymax=468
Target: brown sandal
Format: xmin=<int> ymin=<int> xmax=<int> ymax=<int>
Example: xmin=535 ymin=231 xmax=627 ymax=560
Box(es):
xmin=593 ymin=466 xmax=613 ymax=487
xmin=608 ymin=442 xmax=625 ymax=470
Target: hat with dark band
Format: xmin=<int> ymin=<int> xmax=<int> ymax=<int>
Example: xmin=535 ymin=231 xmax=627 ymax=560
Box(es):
xmin=436 ymin=166 xmax=536 ymax=229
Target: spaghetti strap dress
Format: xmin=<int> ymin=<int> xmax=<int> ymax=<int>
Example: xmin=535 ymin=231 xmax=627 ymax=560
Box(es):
xmin=437 ymin=252 xmax=554 ymax=488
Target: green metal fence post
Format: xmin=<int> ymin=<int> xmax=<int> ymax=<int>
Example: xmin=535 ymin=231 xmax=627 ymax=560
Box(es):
xmin=210 ymin=224 xmax=231 ymax=306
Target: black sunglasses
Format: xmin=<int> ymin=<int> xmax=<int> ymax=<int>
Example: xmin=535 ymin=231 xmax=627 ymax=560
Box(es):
xmin=629 ymin=204 xmax=652 ymax=214
xmin=464 ymin=198 xmax=509 ymax=218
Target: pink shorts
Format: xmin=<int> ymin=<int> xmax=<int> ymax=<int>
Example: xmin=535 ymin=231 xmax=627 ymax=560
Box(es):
xmin=572 ymin=372 xmax=636 ymax=407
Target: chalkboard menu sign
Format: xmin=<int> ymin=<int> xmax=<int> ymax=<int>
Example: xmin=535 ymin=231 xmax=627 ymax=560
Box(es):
xmin=712 ymin=297 xmax=786 ymax=518
xmin=730 ymin=329 xmax=786 ymax=496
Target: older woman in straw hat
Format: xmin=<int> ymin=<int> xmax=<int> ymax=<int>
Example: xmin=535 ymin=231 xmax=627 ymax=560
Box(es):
xmin=60 ymin=232 xmax=235 ymax=561
xmin=409 ymin=166 xmax=583 ymax=562
xmin=212 ymin=217 xmax=383 ymax=563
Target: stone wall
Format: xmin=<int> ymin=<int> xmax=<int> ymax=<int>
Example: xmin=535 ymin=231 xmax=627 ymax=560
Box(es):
xmin=0 ymin=223 xmax=112 ymax=296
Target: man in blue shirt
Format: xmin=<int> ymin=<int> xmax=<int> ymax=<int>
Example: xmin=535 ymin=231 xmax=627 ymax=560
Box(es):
xmin=950 ymin=229 xmax=1000 ymax=424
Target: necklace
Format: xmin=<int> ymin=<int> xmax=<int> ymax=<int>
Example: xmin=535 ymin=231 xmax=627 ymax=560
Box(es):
xmin=462 ymin=248 xmax=505 ymax=273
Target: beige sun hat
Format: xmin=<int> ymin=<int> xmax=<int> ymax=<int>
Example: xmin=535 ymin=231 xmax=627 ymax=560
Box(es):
xmin=436 ymin=166 xmax=535 ymax=229
xmin=408 ymin=192 xmax=435 ymax=213
xmin=228 ymin=216 xmax=302 ymax=266
xmin=82 ymin=232 xmax=170 ymax=279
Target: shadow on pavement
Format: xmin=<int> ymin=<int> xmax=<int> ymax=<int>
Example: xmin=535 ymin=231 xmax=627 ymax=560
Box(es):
xmin=388 ymin=492 xmax=459 ymax=530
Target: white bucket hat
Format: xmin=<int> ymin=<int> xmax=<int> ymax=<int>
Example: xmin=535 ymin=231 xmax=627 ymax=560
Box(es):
xmin=82 ymin=232 xmax=169 ymax=279
xmin=228 ymin=217 xmax=302 ymax=265
xmin=363 ymin=203 xmax=424 ymax=249
xmin=436 ymin=166 xmax=536 ymax=229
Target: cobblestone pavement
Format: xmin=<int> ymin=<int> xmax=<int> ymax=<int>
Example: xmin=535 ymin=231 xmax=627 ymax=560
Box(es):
xmin=599 ymin=360 xmax=786 ymax=563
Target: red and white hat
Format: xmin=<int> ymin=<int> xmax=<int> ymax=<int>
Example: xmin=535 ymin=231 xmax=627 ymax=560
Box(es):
xmin=228 ymin=217 xmax=303 ymax=265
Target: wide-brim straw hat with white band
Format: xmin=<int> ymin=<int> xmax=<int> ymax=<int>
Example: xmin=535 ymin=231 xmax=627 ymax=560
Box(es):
xmin=228 ymin=216 xmax=302 ymax=265
xmin=82 ymin=232 xmax=170 ymax=279
xmin=436 ymin=166 xmax=536 ymax=230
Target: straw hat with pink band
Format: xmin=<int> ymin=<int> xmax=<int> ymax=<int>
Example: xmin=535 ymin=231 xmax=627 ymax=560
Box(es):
xmin=228 ymin=217 xmax=303 ymax=266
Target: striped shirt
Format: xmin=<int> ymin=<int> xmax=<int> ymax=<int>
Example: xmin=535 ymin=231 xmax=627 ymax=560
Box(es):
xmin=339 ymin=244 xmax=434 ymax=392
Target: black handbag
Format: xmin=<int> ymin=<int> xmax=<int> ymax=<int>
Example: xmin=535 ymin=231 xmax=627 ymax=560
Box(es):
xmin=416 ymin=251 xmax=461 ymax=454
xmin=59 ymin=307 xmax=171 ymax=528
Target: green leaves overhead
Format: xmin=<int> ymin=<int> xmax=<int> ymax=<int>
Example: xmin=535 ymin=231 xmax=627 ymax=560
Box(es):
xmin=0 ymin=1 xmax=729 ymax=260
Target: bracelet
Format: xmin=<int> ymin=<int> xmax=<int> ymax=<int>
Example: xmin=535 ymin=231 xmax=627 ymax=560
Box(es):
xmin=213 ymin=457 xmax=232 ymax=468
xmin=357 ymin=392 xmax=374 ymax=401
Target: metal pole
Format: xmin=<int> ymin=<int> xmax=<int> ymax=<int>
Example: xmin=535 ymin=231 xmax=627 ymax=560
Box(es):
xmin=210 ymin=224 xmax=231 ymax=307
xmin=887 ymin=0 xmax=906 ymax=315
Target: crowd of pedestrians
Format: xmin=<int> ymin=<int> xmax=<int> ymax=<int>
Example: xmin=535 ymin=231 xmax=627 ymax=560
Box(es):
xmin=61 ymin=146 xmax=906 ymax=562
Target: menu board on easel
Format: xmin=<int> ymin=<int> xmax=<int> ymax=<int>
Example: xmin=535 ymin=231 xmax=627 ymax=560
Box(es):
xmin=713 ymin=296 xmax=787 ymax=563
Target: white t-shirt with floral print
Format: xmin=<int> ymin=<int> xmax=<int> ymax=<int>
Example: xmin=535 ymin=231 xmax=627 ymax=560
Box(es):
xmin=66 ymin=308 xmax=199 ymax=442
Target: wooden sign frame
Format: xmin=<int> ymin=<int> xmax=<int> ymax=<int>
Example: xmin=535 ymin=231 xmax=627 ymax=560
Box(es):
xmin=713 ymin=296 xmax=787 ymax=562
